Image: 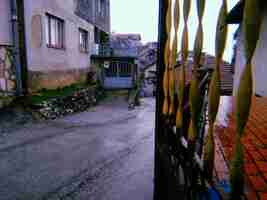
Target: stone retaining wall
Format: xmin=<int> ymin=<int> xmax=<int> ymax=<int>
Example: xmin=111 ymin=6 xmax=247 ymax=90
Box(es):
xmin=0 ymin=45 xmax=16 ymax=93
xmin=0 ymin=45 xmax=16 ymax=109
xmin=31 ymin=86 xmax=103 ymax=120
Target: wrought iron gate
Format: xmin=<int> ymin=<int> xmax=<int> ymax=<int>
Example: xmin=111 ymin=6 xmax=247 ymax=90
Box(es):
xmin=103 ymin=61 xmax=137 ymax=89
xmin=154 ymin=0 xmax=263 ymax=199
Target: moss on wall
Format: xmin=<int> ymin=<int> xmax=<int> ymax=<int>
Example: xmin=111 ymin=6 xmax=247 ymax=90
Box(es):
xmin=0 ymin=45 xmax=16 ymax=92
xmin=0 ymin=95 xmax=15 ymax=109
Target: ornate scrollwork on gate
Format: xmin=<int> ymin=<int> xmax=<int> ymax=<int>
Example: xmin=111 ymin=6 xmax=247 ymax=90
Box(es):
xmin=162 ymin=0 xmax=172 ymax=116
xmin=169 ymin=0 xmax=180 ymax=117
xmin=188 ymin=0 xmax=205 ymax=148
xmin=176 ymin=0 xmax=191 ymax=131
xmin=157 ymin=0 xmax=263 ymax=199
xmin=204 ymin=0 xmax=228 ymax=181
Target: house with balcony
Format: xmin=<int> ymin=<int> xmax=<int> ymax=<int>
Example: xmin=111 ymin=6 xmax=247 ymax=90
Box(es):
xmin=0 ymin=0 xmax=110 ymax=102
xmin=91 ymin=33 xmax=141 ymax=90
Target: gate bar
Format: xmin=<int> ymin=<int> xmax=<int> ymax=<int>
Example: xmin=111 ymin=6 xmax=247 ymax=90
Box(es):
xmin=154 ymin=0 xmax=168 ymax=199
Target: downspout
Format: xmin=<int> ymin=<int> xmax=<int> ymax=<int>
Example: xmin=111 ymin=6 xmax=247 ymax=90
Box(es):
xmin=10 ymin=0 xmax=23 ymax=95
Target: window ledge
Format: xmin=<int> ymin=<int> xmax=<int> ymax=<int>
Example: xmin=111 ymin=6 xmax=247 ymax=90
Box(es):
xmin=46 ymin=44 xmax=66 ymax=50
xmin=80 ymin=50 xmax=89 ymax=54
xmin=79 ymin=48 xmax=89 ymax=54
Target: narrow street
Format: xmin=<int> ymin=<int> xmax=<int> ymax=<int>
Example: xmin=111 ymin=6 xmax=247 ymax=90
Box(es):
xmin=0 ymin=97 xmax=155 ymax=200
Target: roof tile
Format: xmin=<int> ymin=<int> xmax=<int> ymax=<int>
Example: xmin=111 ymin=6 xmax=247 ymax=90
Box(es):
xmin=250 ymin=150 xmax=265 ymax=162
xmin=249 ymin=175 xmax=267 ymax=192
xmin=256 ymin=162 xmax=267 ymax=174
xmin=259 ymin=192 xmax=267 ymax=200
xmin=245 ymin=163 xmax=259 ymax=176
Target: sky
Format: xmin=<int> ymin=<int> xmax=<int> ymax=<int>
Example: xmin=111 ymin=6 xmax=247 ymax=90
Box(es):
xmin=110 ymin=0 xmax=239 ymax=62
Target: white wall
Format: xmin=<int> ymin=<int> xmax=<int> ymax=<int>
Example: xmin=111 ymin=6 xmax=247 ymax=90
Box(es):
xmin=233 ymin=28 xmax=245 ymax=96
xmin=252 ymin=10 xmax=267 ymax=97
xmin=24 ymin=0 xmax=95 ymax=72
xmin=234 ymin=9 xmax=267 ymax=97
xmin=0 ymin=0 xmax=11 ymax=45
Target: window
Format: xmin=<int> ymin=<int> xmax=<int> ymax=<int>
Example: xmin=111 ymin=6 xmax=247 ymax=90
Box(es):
xmin=97 ymin=0 xmax=101 ymax=13
xmin=94 ymin=27 xmax=100 ymax=44
xmin=79 ymin=28 xmax=89 ymax=53
xmin=45 ymin=14 xmax=65 ymax=49
xmin=97 ymin=0 xmax=105 ymax=18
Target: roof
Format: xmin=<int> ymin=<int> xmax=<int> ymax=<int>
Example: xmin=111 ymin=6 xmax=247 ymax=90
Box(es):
xmin=226 ymin=1 xmax=244 ymax=24
xmin=176 ymin=52 xmax=234 ymax=96
xmin=226 ymin=0 xmax=266 ymax=24
xmin=109 ymin=34 xmax=142 ymax=57
xmin=110 ymin=34 xmax=142 ymax=48
xmin=111 ymin=33 xmax=142 ymax=40
xmin=215 ymin=97 xmax=267 ymax=199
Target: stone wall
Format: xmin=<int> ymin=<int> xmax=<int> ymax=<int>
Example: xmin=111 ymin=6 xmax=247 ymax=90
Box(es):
xmin=0 ymin=45 xmax=16 ymax=109
xmin=31 ymin=86 xmax=99 ymax=119
xmin=0 ymin=45 xmax=16 ymax=93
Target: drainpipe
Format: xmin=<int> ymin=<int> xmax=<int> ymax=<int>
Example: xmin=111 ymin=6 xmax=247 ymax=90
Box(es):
xmin=10 ymin=0 xmax=23 ymax=95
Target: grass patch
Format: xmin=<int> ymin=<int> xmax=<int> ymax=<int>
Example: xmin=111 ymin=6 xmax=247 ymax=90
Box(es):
xmin=99 ymin=90 xmax=129 ymax=103
xmin=28 ymin=83 xmax=95 ymax=105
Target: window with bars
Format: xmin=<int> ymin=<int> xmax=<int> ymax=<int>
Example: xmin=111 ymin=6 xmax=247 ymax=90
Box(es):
xmin=45 ymin=14 xmax=65 ymax=49
xmin=79 ymin=28 xmax=89 ymax=53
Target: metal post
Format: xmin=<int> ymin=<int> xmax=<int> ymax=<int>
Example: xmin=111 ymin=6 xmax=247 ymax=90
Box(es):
xmin=154 ymin=0 xmax=168 ymax=199
xmin=10 ymin=0 xmax=23 ymax=95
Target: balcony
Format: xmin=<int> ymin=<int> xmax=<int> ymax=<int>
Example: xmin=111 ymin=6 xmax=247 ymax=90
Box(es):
xmin=90 ymin=43 xmax=138 ymax=90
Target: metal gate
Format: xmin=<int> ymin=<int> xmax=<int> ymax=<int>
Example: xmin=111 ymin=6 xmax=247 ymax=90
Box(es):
xmin=154 ymin=0 xmax=262 ymax=199
xmin=154 ymin=0 xmax=225 ymax=198
xmin=103 ymin=61 xmax=137 ymax=89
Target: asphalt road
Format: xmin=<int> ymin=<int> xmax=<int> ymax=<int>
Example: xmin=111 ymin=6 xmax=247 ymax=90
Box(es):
xmin=0 ymin=97 xmax=155 ymax=200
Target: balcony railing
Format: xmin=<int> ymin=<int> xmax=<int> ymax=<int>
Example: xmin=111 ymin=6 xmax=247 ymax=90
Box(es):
xmin=99 ymin=44 xmax=113 ymax=56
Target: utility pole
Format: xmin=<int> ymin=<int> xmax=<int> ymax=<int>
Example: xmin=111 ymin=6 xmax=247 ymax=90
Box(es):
xmin=10 ymin=0 xmax=23 ymax=95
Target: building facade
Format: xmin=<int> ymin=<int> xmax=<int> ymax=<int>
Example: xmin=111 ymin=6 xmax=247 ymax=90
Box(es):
xmin=227 ymin=1 xmax=267 ymax=97
xmin=0 ymin=0 xmax=110 ymax=94
xmin=0 ymin=1 xmax=16 ymax=95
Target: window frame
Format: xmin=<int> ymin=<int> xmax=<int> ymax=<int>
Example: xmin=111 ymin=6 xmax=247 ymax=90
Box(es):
xmin=97 ymin=0 xmax=105 ymax=18
xmin=79 ymin=28 xmax=89 ymax=53
xmin=45 ymin=13 xmax=65 ymax=50
xmin=94 ymin=27 xmax=100 ymax=44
